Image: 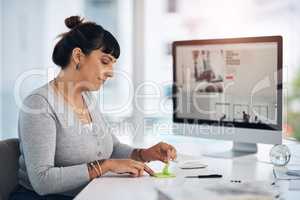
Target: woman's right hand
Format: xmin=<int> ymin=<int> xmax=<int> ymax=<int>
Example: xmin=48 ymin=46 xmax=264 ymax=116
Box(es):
xmin=105 ymin=159 xmax=154 ymax=177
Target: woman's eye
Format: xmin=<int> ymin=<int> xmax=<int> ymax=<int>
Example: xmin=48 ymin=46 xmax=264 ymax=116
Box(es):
xmin=101 ymin=59 xmax=109 ymax=65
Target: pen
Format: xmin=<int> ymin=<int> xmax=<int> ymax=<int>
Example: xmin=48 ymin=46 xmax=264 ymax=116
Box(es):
xmin=185 ymin=174 xmax=223 ymax=178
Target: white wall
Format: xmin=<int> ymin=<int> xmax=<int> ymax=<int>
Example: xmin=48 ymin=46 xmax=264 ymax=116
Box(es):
xmin=0 ymin=0 xmax=133 ymax=139
xmin=0 ymin=0 xmax=85 ymax=139
xmin=1 ymin=0 xmax=46 ymax=138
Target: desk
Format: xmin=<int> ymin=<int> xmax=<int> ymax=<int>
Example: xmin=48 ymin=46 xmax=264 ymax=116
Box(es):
xmin=75 ymin=136 xmax=300 ymax=200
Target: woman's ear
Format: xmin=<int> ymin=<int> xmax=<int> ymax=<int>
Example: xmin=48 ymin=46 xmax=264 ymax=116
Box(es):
xmin=71 ymin=47 xmax=84 ymax=66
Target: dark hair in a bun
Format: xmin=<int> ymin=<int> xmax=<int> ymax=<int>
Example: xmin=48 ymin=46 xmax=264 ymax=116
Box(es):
xmin=52 ymin=15 xmax=120 ymax=69
xmin=65 ymin=15 xmax=84 ymax=29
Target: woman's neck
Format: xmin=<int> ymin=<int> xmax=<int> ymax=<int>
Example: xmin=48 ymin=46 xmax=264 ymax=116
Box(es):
xmin=54 ymin=69 xmax=84 ymax=100
xmin=53 ymin=68 xmax=93 ymax=124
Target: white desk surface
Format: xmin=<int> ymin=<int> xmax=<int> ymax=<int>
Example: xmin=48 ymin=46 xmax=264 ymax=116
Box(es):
xmin=75 ymin=136 xmax=300 ymax=200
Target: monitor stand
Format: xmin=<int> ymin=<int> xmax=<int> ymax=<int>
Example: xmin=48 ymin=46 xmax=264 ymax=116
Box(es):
xmin=204 ymin=142 xmax=258 ymax=158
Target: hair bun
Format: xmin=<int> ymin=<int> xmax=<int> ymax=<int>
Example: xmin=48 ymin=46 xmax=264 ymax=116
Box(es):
xmin=65 ymin=16 xmax=83 ymax=29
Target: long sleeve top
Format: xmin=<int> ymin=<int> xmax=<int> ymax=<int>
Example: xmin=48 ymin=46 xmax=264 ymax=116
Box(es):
xmin=18 ymin=83 xmax=134 ymax=196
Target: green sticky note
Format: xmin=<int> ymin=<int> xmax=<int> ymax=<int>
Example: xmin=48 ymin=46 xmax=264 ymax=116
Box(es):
xmin=153 ymin=163 xmax=176 ymax=178
xmin=162 ymin=163 xmax=169 ymax=174
xmin=153 ymin=172 xmax=176 ymax=178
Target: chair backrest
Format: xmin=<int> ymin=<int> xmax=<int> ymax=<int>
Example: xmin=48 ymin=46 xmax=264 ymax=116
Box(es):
xmin=0 ymin=138 xmax=20 ymax=200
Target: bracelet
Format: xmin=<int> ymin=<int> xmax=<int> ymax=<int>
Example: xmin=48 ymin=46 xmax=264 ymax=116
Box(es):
xmin=96 ymin=160 xmax=103 ymax=177
xmin=90 ymin=162 xmax=100 ymax=177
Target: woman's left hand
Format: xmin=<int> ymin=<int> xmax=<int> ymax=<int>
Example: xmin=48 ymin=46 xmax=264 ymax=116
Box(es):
xmin=141 ymin=142 xmax=177 ymax=163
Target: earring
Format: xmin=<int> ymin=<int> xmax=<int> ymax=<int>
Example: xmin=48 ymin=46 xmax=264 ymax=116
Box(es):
xmin=76 ymin=63 xmax=80 ymax=70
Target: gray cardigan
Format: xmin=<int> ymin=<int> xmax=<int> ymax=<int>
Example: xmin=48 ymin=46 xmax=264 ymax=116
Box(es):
xmin=18 ymin=83 xmax=134 ymax=196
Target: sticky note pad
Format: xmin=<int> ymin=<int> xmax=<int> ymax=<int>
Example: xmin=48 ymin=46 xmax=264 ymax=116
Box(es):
xmin=153 ymin=172 xmax=176 ymax=178
xmin=153 ymin=163 xmax=176 ymax=178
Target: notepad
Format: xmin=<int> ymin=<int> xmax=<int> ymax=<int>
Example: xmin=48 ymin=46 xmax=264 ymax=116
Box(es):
xmin=179 ymin=160 xmax=208 ymax=169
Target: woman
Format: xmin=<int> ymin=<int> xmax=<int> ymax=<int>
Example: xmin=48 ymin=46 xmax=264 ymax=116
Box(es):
xmin=10 ymin=16 xmax=177 ymax=200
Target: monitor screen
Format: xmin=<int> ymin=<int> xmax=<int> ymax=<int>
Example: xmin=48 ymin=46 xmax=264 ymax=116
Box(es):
xmin=172 ymin=36 xmax=282 ymax=130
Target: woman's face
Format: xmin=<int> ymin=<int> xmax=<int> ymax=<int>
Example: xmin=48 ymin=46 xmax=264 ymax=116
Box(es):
xmin=79 ymin=49 xmax=116 ymax=91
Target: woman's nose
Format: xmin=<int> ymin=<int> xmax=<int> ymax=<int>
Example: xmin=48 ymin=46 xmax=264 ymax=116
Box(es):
xmin=103 ymin=67 xmax=113 ymax=78
xmin=105 ymin=70 xmax=113 ymax=78
xmin=107 ymin=65 xmax=114 ymax=77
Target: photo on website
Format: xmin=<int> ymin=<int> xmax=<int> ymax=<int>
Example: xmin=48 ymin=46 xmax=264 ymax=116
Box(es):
xmin=174 ymin=42 xmax=278 ymax=125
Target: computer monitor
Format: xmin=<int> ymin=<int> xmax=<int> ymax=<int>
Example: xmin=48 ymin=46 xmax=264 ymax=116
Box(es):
xmin=172 ymin=36 xmax=282 ymax=157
